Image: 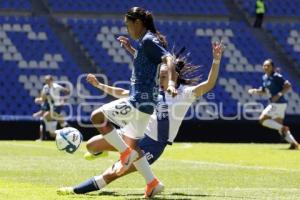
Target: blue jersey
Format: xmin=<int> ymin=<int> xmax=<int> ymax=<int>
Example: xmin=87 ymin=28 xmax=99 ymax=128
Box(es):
xmin=129 ymin=31 xmax=169 ymax=114
xmin=262 ymin=72 xmax=287 ymax=103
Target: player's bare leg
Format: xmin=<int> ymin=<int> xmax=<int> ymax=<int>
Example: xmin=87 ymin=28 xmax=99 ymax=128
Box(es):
xmin=274 ymin=118 xmax=299 ymax=149
xmin=259 ymin=115 xmax=298 ymax=149
xmin=90 ymin=109 xmax=138 ymax=173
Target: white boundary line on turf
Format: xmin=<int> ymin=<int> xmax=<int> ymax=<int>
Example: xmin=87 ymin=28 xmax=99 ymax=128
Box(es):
xmin=0 ymin=142 xmax=55 ymax=150
xmin=2 ymin=142 xmax=299 ymax=172
xmin=162 ymin=159 xmax=300 ymax=172
xmin=98 ymin=187 xmax=300 ymax=192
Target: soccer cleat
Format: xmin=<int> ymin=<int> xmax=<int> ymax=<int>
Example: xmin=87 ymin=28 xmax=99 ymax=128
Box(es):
xmin=84 ymin=151 xmax=109 ymax=161
xmin=115 ymin=147 xmax=138 ymax=175
xmin=57 ymin=187 xmax=75 ymax=195
xmin=144 ymin=178 xmax=164 ymax=198
xmin=289 ymin=142 xmax=299 ymax=150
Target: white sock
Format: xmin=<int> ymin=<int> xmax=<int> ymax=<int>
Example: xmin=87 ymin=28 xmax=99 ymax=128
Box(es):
xmin=284 ymin=131 xmax=296 ymax=144
xmin=103 ymin=128 xmax=127 ymax=152
xmin=94 ymin=175 xmax=107 ymax=189
xmin=262 ymin=119 xmax=282 ymax=131
xmin=133 ymin=156 xmax=155 ymax=184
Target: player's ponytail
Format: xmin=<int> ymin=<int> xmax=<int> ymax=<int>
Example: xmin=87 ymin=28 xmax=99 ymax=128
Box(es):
xmin=173 ymin=48 xmax=202 ymax=88
xmin=144 ymin=11 xmax=168 ymax=48
xmin=126 ymin=7 xmax=168 ymax=48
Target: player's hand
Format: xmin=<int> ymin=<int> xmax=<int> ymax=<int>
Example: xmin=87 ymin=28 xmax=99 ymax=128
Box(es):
xmin=117 ymin=36 xmax=132 ymax=50
xmin=34 ymin=97 xmax=43 ymax=104
xmin=86 ymin=73 xmax=100 ymax=87
xmin=271 ymin=95 xmax=280 ymax=103
xmin=248 ymin=88 xmax=257 ymax=95
xmin=167 ymin=85 xmax=178 ymax=97
xmin=212 ymin=40 xmax=225 ymax=61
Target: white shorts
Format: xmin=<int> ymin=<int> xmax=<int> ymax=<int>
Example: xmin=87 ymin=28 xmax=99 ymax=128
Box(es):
xmin=261 ymin=103 xmax=287 ymax=119
xmin=97 ymin=98 xmax=151 ymax=139
xmin=44 ymin=120 xmax=58 ymax=133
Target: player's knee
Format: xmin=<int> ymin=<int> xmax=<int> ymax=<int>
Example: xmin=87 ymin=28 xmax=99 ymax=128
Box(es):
xmin=90 ymin=110 xmax=105 ymax=125
xmin=86 ymin=140 xmax=97 ymax=154
xmin=43 ymin=112 xmax=51 ymax=121
xmin=259 ymin=118 xmax=264 ymax=125
xmin=259 ymin=116 xmax=269 ymax=125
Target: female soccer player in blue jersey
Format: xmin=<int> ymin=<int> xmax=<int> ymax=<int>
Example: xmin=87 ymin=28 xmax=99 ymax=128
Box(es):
xmin=248 ymin=59 xmax=299 ymax=149
xmin=89 ymin=7 xmax=177 ymax=197
xmin=57 ymin=41 xmax=225 ymax=197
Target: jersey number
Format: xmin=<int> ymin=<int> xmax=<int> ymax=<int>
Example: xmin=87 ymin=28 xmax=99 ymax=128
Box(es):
xmin=114 ymin=102 xmax=132 ymax=115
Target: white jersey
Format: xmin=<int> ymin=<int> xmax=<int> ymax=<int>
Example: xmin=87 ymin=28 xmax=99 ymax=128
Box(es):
xmin=144 ymin=86 xmax=196 ymax=144
xmin=42 ymin=83 xmax=64 ymax=106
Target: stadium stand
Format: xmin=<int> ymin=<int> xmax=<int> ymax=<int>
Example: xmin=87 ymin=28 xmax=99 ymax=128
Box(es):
xmin=266 ymin=23 xmax=300 ymax=67
xmin=65 ymin=18 xmax=300 ymax=117
xmin=0 ymin=0 xmax=300 ymax=125
xmin=0 ymin=16 xmax=111 ymax=118
xmin=0 ymin=0 xmax=31 ymax=10
xmin=236 ymin=0 xmax=300 ymax=17
xmin=45 ymin=0 xmax=229 ymax=15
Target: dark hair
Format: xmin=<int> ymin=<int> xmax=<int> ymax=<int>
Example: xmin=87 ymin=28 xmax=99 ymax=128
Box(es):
xmin=174 ymin=54 xmax=201 ymax=88
xmin=265 ymin=58 xmax=274 ymax=67
xmin=125 ymin=7 xmax=167 ymax=48
xmin=265 ymin=58 xmax=281 ymax=73
xmin=172 ymin=47 xmax=201 ymax=88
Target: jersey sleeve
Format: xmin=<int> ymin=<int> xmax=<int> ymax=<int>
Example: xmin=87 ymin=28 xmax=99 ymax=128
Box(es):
xmin=274 ymin=74 xmax=286 ymax=87
xmin=142 ymin=37 xmax=169 ymax=65
xmin=41 ymin=85 xmax=49 ymax=95
xmin=261 ymin=75 xmax=266 ymax=91
xmin=54 ymin=83 xmax=65 ymax=92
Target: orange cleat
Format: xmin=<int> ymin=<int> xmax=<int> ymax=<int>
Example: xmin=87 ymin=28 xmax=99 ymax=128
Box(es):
xmin=144 ymin=178 xmax=164 ymax=198
xmin=115 ymin=147 xmax=138 ymax=175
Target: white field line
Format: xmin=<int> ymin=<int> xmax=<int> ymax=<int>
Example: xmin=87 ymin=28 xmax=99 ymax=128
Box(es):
xmin=99 ymin=187 xmax=300 ymax=192
xmin=1 ymin=142 xmax=56 ymax=150
xmin=2 ymin=142 xmax=299 ymax=172
xmin=0 ymin=141 xmax=89 ymax=153
xmin=159 ymin=159 xmax=300 ymax=172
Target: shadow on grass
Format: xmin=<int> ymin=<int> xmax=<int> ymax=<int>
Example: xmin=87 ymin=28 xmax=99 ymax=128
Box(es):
xmin=71 ymin=191 xmax=257 ymax=200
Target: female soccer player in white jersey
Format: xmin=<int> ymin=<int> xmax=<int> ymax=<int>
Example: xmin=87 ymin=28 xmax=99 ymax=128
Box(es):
xmin=57 ymin=41 xmax=224 ymax=197
xmin=248 ymin=59 xmax=299 ymax=149
xmin=89 ymin=7 xmax=177 ymax=197
xmin=33 ymin=75 xmax=70 ymax=140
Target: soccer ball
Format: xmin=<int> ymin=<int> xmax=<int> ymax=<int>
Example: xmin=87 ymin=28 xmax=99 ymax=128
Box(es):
xmin=55 ymin=127 xmax=83 ymax=154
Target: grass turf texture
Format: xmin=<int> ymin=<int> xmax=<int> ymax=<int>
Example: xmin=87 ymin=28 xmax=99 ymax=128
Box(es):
xmin=1 ymin=141 xmax=300 ymax=200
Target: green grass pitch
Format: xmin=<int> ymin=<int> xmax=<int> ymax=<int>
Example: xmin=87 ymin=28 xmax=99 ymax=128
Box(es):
xmin=1 ymin=141 xmax=300 ymax=200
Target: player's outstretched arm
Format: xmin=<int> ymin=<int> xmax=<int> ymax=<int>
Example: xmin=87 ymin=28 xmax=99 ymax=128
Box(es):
xmin=117 ymin=36 xmax=136 ymax=56
xmin=61 ymin=86 xmax=70 ymax=95
xmin=34 ymin=96 xmax=43 ymax=104
xmin=86 ymin=74 xmax=129 ymax=98
xmin=248 ymin=87 xmax=266 ymax=96
xmin=192 ymin=41 xmax=225 ymax=97
xmin=164 ymin=55 xmax=178 ymax=97
xmin=270 ymin=80 xmax=291 ymax=102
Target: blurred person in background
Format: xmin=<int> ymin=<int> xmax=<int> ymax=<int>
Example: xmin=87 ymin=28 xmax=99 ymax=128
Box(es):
xmin=253 ymin=0 xmax=265 ymax=28
xmin=33 ymin=75 xmax=70 ymax=141
xmin=248 ymin=59 xmax=299 ymax=149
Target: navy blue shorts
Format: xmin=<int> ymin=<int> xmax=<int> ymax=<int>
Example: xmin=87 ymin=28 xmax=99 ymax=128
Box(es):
xmin=41 ymin=102 xmax=50 ymax=111
xmin=137 ymin=135 xmax=167 ymax=165
xmin=52 ymin=106 xmax=62 ymax=114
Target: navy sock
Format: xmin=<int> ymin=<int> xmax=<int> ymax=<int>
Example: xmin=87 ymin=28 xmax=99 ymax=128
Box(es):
xmin=73 ymin=178 xmax=99 ymax=194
